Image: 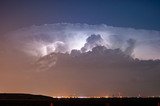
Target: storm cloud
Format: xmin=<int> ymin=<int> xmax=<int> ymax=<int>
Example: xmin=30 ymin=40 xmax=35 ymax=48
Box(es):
xmin=0 ymin=23 xmax=160 ymax=97
xmin=3 ymin=23 xmax=160 ymax=59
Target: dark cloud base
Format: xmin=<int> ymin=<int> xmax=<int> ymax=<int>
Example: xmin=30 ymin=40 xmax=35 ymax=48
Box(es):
xmin=34 ymin=45 xmax=160 ymax=96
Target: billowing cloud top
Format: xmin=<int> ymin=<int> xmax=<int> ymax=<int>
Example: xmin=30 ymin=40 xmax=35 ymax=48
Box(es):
xmin=4 ymin=23 xmax=160 ymax=59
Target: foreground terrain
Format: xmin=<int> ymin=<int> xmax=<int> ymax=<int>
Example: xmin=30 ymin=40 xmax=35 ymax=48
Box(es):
xmin=0 ymin=93 xmax=159 ymax=106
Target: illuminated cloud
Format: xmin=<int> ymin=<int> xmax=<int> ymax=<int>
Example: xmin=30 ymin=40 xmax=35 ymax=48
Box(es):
xmin=1 ymin=23 xmax=160 ymax=96
xmin=81 ymin=34 xmax=107 ymax=52
xmin=3 ymin=23 xmax=160 ymax=59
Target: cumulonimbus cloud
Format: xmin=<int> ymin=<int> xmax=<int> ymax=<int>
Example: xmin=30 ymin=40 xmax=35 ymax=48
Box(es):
xmin=3 ymin=23 xmax=160 ymax=60
xmin=0 ymin=23 xmax=160 ymax=96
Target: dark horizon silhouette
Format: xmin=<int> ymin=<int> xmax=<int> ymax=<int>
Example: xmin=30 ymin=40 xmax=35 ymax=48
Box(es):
xmin=0 ymin=93 xmax=160 ymax=106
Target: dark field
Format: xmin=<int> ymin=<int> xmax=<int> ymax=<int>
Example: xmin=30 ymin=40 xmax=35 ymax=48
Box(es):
xmin=0 ymin=94 xmax=160 ymax=106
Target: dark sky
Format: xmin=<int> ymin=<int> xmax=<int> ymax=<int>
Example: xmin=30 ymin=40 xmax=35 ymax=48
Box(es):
xmin=0 ymin=0 xmax=160 ymax=34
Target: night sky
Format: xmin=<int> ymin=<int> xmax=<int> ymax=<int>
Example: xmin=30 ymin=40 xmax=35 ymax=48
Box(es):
xmin=0 ymin=0 xmax=160 ymax=34
xmin=0 ymin=0 xmax=160 ymax=97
